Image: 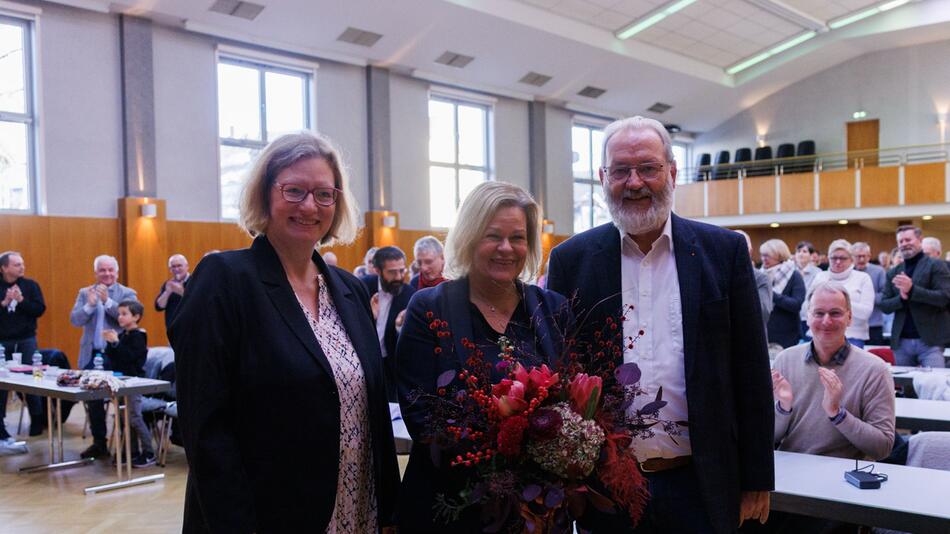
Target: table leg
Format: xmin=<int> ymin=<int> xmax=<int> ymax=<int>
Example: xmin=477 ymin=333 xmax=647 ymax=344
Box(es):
xmin=56 ymin=398 xmax=63 ymax=463
xmin=19 ymin=396 xmax=94 ymax=473
xmin=47 ymin=396 xmax=53 ymax=460
xmin=123 ymin=395 xmax=132 ymax=479
xmin=84 ymin=394 xmax=164 ymax=494
xmin=113 ymin=397 xmax=122 ymax=479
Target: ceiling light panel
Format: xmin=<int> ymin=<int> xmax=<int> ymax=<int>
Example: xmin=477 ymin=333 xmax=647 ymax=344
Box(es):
xmin=208 ymin=0 xmax=265 ymax=21
xmin=434 ymin=51 xmax=475 ymax=68
xmin=577 ymin=86 xmax=606 ymax=98
xmin=336 ymin=27 xmax=383 ymax=47
xmin=518 ymin=71 xmax=553 ymax=87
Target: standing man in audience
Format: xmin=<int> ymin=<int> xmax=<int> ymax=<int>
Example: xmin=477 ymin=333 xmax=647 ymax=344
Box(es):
xmin=409 ymin=235 xmax=446 ymax=290
xmin=0 ymin=251 xmax=46 ymax=438
xmin=154 ymin=254 xmax=190 ymax=331
xmin=360 ymin=246 xmax=414 ymax=401
xmin=69 ymin=255 xmax=138 ymax=459
xmin=547 ymin=116 xmax=774 ymax=532
xmin=880 ymin=226 xmax=950 ymax=368
xmin=852 ymin=242 xmax=887 ymax=346
xmin=922 ymin=236 xmax=942 ymax=259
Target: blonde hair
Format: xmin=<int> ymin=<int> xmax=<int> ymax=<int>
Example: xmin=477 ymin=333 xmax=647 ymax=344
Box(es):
xmin=239 ymin=131 xmax=359 ymax=246
xmin=759 ymin=239 xmax=791 ymax=263
xmin=827 ymin=239 xmax=853 ymax=258
xmin=443 ymin=181 xmax=542 ymax=282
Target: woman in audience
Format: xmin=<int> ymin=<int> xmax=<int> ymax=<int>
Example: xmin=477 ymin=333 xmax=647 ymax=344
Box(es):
xmin=804 ymin=239 xmax=875 ymax=347
xmin=760 ymin=238 xmax=806 ymax=348
xmin=395 ymin=181 xmax=571 ymax=532
xmin=170 ymin=132 xmax=398 ymax=533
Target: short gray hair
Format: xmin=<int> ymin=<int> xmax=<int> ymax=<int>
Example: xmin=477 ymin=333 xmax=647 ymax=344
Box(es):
xmin=168 ymin=254 xmax=188 ymax=267
xmin=808 ymin=281 xmax=852 ymax=312
xmin=602 ymin=116 xmax=674 ymax=165
xmin=444 ymin=181 xmax=541 ymax=282
xmin=93 ymin=254 xmax=119 ymax=272
xmin=413 ymin=235 xmax=444 ymax=258
xmin=850 ymin=242 xmax=871 ymax=255
xmin=923 ymin=236 xmax=942 ymax=254
xmin=827 ymin=239 xmax=852 ymax=258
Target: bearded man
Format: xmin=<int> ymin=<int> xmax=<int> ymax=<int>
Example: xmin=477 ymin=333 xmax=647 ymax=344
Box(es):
xmin=547 ymin=116 xmax=774 ymax=533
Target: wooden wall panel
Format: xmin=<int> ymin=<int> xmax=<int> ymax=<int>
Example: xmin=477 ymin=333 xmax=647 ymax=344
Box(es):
xmin=904 ymin=162 xmax=946 ymax=205
xmin=741 ymin=224 xmax=896 ymax=264
xmin=743 ymin=176 xmax=776 ymax=214
xmin=674 ymin=183 xmax=703 ymax=218
xmin=707 ymin=180 xmax=739 ymax=217
xmin=819 ymin=170 xmax=856 ymax=210
xmin=860 ymin=166 xmax=899 ymax=207
xmin=120 ymin=198 xmax=169 ymax=347
xmin=0 ymin=216 xmax=53 ymax=354
xmin=780 ymin=173 xmax=814 ymax=213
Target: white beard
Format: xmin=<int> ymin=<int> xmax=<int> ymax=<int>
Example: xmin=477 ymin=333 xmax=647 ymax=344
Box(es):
xmin=604 ymin=179 xmax=673 ymax=236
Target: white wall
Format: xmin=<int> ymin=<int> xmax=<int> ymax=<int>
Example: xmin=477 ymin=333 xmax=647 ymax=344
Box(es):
xmin=39 ymin=2 xmax=123 ymax=217
xmin=543 ymin=105 xmax=574 ymax=234
xmin=695 ymin=39 xmax=950 ymax=161
xmin=316 ymin=61 xmax=369 ymax=215
xmin=494 ymin=97 xmax=530 ymax=190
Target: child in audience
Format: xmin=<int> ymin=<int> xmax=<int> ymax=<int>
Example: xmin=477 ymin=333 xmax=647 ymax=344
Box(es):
xmin=102 ymin=300 xmax=155 ymax=467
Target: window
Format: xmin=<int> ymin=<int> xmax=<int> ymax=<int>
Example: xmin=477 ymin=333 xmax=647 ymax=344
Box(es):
xmin=428 ymin=94 xmax=491 ymax=228
xmin=672 ymin=142 xmax=689 ymax=184
xmin=572 ymin=123 xmax=609 ymax=233
xmin=0 ymin=16 xmax=35 ymax=212
xmin=217 ymin=55 xmax=312 ymax=219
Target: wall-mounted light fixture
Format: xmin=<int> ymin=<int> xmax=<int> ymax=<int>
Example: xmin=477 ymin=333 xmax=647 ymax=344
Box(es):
xmin=852 ymin=110 xmax=868 ymax=120
xmin=140 ymin=203 xmax=157 ymax=218
xmin=381 ymin=215 xmax=397 ymax=228
xmin=769 ymin=222 xmax=780 ymax=228
xmin=838 ymin=219 xmax=849 ymax=225
xmin=755 ymin=134 xmax=767 ymax=147
xmin=922 ymin=215 xmax=934 ymax=221
xmin=542 ymin=219 xmax=555 ymax=235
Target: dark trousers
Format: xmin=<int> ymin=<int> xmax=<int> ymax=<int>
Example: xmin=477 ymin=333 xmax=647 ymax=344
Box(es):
xmin=86 ymin=399 xmax=107 ymax=443
xmin=588 ymin=465 xmax=716 ymax=533
xmin=866 ymin=326 xmax=885 ymax=346
xmin=0 ymin=337 xmax=43 ymax=437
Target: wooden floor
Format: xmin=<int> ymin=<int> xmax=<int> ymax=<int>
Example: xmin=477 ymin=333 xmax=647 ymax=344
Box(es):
xmin=0 ymin=401 xmax=186 ymax=533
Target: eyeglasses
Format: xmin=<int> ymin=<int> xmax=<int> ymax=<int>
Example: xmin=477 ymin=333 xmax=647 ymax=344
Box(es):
xmin=274 ymin=183 xmax=341 ymax=206
xmin=603 ymin=163 xmax=666 ymax=183
xmin=829 ymin=255 xmax=851 ymax=263
xmin=811 ymin=310 xmax=847 ymax=320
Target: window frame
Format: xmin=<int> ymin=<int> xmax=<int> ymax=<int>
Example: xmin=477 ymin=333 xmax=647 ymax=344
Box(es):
xmin=0 ymin=11 xmax=38 ymax=214
xmin=215 ymin=48 xmax=317 ymax=220
xmin=427 ymin=88 xmax=494 ymax=229
xmin=571 ymin=117 xmax=609 ymax=233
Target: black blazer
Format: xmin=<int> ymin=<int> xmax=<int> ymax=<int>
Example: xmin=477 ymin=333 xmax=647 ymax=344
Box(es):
xmin=360 ymin=274 xmax=415 ymax=359
xmin=169 ymin=236 xmax=399 ymax=533
xmin=395 ymin=278 xmax=571 ymax=533
xmin=767 ymin=270 xmax=806 ymax=349
xmin=546 ymin=215 xmax=774 ymax=534
xmin=880 ymin=253 xmax=950 ymax=348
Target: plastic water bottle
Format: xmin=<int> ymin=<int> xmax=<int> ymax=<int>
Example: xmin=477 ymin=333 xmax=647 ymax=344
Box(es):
xmin=93 ymin=354 xmax=104 ymax=371
xmin=32 ymin=351 xmax=43 ymax=381
xmin=0 ymin=346 xmax=7 ymax=377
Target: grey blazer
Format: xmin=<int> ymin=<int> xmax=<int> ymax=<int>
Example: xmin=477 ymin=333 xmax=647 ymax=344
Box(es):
xmin=69 ymin=282 xmax=139 ymax=369
xmin=880 ymin=254 xmax=950 ymax=349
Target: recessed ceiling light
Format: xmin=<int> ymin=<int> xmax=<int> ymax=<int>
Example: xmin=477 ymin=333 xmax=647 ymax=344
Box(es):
xmin=726 ymin=31 xmax=816 ymax=75
xmin=838 ymin=219 xmax=849 ymax=225
xmin=829 ymin=0 xmax=909 ymax=30
xmin=769 ymin=222 xmax=780 ymax=228
xmin=922 ymin=215 xmax=934 ymax=221
xmin=615 ymin=0 xmax=697 ymax=40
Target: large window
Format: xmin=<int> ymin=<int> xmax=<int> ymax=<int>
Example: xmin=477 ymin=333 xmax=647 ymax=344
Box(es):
xmin=672 ymin=142 xmax=689 ymax=184
xmin=217 ymin=55 xmax=312 ymax=219
xmin=428 ymin=94 xmax=491 ymax=228
xmin=0 ymin=16 xmax=34 ymax=212
xmin=572 ymin=123 xmax=609 ymax=233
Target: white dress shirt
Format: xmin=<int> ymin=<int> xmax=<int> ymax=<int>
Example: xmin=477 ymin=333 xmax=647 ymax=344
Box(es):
xmin=375 ymin=280 xmax=394 ymax=358
xmin=620 ymin=217 xmax=692 ymax=461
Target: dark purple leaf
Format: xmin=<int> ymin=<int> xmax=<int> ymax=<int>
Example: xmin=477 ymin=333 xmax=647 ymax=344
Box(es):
xmin=614 ymin=363 xmax=641 ymax=386
xmin=436 ymin=369 xmax=456 ymax=388
xmin=639 ymin=400 xmax=667 ymax=414
xmin=544 ymin=486 xmax=565 ymax=509
xmin=522 ymin=484 xmax=542 ymax=502
xmin=628 ymin=422 xmax=659 ymax=431
xmin=655 ymin=386 xmax=663 ymax=402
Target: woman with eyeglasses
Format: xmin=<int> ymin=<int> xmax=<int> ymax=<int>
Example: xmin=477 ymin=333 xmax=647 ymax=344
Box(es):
xmin=170 ymin=132 xmax=399 ymax=533
xmin=801 ymin=239 xmax=876 ymax=348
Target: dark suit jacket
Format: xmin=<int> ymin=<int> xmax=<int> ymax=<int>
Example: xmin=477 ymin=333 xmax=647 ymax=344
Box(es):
xmin=767 ymin=270 xmax=806 ymax=348
xmin=395 ymin=278 xmax=571 ymax=533
xmin=880 ymin=254 xmax=950 ymax=348
xmin=155 ymin=276 xmax=189 ymax=331
xmin=359 ymin=274 xmax=415 ymax=359
xmin=546 ymin=215 xmax=774 ymax=534
xmin=169 ymin=236 xmax=399 ymax=533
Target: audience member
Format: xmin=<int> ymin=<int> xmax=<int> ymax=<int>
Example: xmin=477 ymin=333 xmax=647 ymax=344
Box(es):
xmin=69 ymin=254 xmax=138 ymax=459
xmin=353 ymin=246 xmax=378 ymax=277
xmin=0 ymin=251 xmax=46 ymax=437
xmin=851 ymin=242 xmax=886 ymax=345
xmin=795 ymin=241 xmax=821 ymax=338
xmin=409 ymin=235 xmax=446 ymax=290
xmin=817 ymin=253 xmax=829 ymax=271
xmin=880 ymin=225 xmax=950 ymax=367
xmin=102 ymin=300 xmax=155 ymax=467
xmin=737 ymin=230 xmax=773 ymax=343
xmin=360 ymin=246 xmax=414 ymax=401
xmin=922 ymin=236 xmax=942 ymax=259
xmin=761 ymin=239 xmax=806 ymax=348
xmin=154 ymin=254 xmax=190 ymax=331
xmin=890 ymin=246 xmax=903 ymax=267
xmin=805 ymin=240 xmax=874 ymax=347
xmin=878 ymin=251 xmax=891 ymax=270
xmin=322 ymin=251 xmax=338 ymax=267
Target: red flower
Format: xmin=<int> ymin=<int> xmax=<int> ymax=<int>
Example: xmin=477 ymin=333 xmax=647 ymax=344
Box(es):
xmin=492 ymin=379 xmax=528 ymax=416
xmin=496 ymin=415 xmax=528 ymax=456
xmin=568 ymin=373 xmax=602 ymax=419
xmin=511 ymin=363 xmax=559 ymax=397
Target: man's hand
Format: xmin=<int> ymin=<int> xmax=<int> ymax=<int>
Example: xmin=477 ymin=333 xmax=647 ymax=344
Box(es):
xmin=2 ymin=287 xmax=15 ymax=307
xmin=370 ymin=293 xmax=380 ymax=320
xmin=101 ymin=329 xmax=119 ymax=344
xmin=11 ymin=285 xmax=23 ymax=303
xmin=95 ymin=284 xmax=108 ymax=303
xmin=818 ymin=367 xmax=843 ymax=418
xmin=893 ymin=273 xmax=913 ymax=300
xmin=771 ymin=370 xmax=793 ymax=412
xmin=166 ymin=279 xmax=185 ymax=296
xmin=738 ymin=490 xmax=770 ymax=526
xmin=395 ymin=309 xmax=407 ymax=329
xmin=85 ymin=286 xmax=99 ymax=306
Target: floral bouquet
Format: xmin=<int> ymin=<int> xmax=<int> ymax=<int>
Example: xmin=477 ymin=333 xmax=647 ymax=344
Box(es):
xmin=412 ymin=308 xmax=681 ymax=533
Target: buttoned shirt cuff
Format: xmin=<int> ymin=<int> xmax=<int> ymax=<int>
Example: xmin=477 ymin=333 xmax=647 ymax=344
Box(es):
xmin=829 ymin=408 xmax=847 ymax=425
xmin=775 ymin=401 xmax=792 ymax=415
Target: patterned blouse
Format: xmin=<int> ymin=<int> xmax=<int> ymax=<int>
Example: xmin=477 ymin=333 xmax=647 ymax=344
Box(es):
xmin=298 ymin=274 xmax=377 ymax=533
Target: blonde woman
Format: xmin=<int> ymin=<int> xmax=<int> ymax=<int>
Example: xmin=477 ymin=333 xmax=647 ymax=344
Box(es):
xmin=760 ymin=238 xmax=806 ymax=348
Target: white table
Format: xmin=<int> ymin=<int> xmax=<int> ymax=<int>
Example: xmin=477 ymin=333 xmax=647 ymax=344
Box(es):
xmin=890 ymin=366 xmax=950 ymax=398
xmin=773 ymin=450 xmax=950 ymax=532
xmin=0 ymin=371 xmax=171 ymax=494
xmin=895 ymin=397 xmax=950 ymax=432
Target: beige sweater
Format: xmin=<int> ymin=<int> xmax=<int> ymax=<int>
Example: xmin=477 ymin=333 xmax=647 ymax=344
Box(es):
xmin=773 ymin=343 xmax=896 ymax=460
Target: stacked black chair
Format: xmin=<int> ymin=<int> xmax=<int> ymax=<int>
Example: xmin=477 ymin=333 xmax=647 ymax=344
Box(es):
xmin=750 ymin=145 xmax=773 ymax=177
xmin=776 ymin=143 xmax=795 ymax=174
xmin=734 ymin=148 xmax=752 ymax=176
xmin=712 ymin=150 xmax=731 ymax=180
xmin=695 ymin=153 xmax=711 ymax=181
